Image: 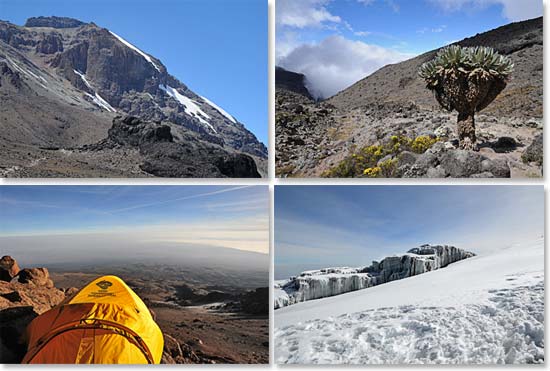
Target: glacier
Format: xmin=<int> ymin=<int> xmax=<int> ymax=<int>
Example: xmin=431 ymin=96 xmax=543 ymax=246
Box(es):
xmin=274 ymin=244 xmax=475 ymax=309
xmin=274 ymin=238 xmax=544 ymax=364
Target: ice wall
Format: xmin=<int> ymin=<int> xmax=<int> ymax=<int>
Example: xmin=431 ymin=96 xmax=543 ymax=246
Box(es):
xmin=275 ymin=245 xmax=475 ymax=309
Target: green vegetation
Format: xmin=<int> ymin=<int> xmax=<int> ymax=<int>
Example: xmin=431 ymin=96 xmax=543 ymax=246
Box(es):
xmin=323 ymin=135 xmax=440 ymax=178
xmin=419 ymin=46 xmax=513 ymax=150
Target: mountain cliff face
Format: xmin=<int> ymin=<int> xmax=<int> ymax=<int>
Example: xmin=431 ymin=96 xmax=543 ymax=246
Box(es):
xmin=275 ymin=245 xmax=475 ymax=309
xmin=275 ymin=17 xmax=543 ymax=178
xmin=275 ymin=67 xmax=312 ymax=100
xmin=0 ymin=17 xmax=266 ymax=177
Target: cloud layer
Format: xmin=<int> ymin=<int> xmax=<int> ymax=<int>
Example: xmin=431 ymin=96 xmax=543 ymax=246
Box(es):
xmin=278 ymin=35 xmax=410 ymax=99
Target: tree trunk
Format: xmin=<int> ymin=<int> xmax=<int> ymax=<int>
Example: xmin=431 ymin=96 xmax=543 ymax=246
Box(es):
xmin=457 ymin=111 xmax=476 ymax=150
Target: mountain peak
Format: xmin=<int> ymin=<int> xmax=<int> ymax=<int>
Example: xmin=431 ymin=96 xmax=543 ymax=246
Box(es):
xmin=24 ymin=16 xmax=86 ymax=29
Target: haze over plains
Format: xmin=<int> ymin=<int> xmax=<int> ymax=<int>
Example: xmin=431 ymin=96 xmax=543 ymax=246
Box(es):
xmin=0 ymin=186 xmax=269 ymax=271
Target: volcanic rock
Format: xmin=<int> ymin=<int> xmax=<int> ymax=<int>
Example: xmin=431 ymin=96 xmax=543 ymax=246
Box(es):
xmin=0 ymin=256 xmax=20 ymax=282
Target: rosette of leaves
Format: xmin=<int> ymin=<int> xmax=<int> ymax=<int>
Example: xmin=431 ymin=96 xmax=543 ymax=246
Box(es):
xmin=419 ymin=45 xmax=513 ymax=150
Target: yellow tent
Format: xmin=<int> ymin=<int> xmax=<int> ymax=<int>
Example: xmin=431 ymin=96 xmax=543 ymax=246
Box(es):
xmin=22 ymin=275 xmax=164 ymax=364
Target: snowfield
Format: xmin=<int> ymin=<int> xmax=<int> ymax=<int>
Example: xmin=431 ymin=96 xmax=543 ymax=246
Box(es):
xmin=159 ymin=84 xmax=216 ymax=133
xmin=275 ymin=238 xmax=544 ymax=364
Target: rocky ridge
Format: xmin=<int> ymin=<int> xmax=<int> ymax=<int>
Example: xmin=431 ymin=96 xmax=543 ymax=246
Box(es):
xmin=274 ymin=245 xmax=475 ymax=309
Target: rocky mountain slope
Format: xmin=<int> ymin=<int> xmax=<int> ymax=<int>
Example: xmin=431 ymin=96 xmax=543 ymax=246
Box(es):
xmin=275 ymin=17 xmax=543 ymax=178
xmin=0 ymin=17 xmax=266 ymax=177
xmin=275 ymin=245 xmax=474 ymax=309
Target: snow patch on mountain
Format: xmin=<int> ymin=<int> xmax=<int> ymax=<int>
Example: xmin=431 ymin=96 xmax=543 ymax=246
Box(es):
xmin=201 ymin=95 xmax=237 ymax=124
xmin=73 ymin=69 xmax=92 ymax=89
xmin=274 ymin=238 xmax=544 ymax=364
xmin=6 ymin=57 xmax=48 ymax=90
xmin=109 ymin=30 xmax=161 ymax=72
xmin=159 ymin=84 xmax=216 ymax=133
xmin=85 ymin=92 xmax=116 ymax=112
xmin=74 ymin=69 xmax=115 ymax=112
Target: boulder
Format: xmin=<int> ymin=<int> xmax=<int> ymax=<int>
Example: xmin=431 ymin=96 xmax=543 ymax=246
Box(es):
xmin=439 ymin=150 xmax=484 ymax=178
xmin=17 ymin=268 xmax=54 ymax=288
xmin=481 ymin=158 xmax=511 ymax=178
xmin=522 ymin=133 xmax=543 ymax=165
xmin=0 ymin=256 xmax=20 ymax=282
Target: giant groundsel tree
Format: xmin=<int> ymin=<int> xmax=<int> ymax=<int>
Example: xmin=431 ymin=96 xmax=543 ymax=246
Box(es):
xmin=419 ymin=46 xmax=513 ymax=150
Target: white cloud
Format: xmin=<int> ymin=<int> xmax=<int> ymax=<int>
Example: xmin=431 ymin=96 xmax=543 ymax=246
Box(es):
xmin=417 ymin=25 xmax=447 ymax=34
xmin=276 ymin=0 xmax=341 ymax=28
xmin=358 ymin=0 xmax=400 ymax=12
xmin=354 ymin=31 xmax=373 ymax=37
xmin=427 ymin=0 xmax=542 ymax=21
xmin=277 ymin=35 xmax=412 ymax=99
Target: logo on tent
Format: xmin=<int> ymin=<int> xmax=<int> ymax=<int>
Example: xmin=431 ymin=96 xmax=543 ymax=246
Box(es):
xmin=96 ymin=280 xmax=113 ymax=290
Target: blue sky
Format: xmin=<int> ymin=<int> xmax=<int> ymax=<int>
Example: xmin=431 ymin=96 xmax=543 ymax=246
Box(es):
xmin=0 ymin=186 xmax=269 ymax=258
xmin=2 ymin=0 xmax=267 ymax=144
xmin=276 ymin=0 xmax=543 ymax=98
xmin=275 ymin=186 xmax=544 ymax=279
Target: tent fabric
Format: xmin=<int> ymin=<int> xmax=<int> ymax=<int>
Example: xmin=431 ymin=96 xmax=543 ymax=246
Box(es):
xmin=22 ymin=275 xmax=164 ymax=364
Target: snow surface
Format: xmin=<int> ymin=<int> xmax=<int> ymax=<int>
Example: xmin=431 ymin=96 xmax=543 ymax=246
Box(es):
xmin=200 ymin=95 xmax=237 ymax=124
xmin=7 ymin=57 xmax=48 ymax=90
xmin=109 ymin=31 xmax=161 ymax=72
xmin=159 ymin=84 xmax=216 ymax=133
xmin=275 ymin=238 xmax=544 ymax=364
xmin=74 ymin=69 xmax=115 ymax=112
xmin=73 ymin=69 xmax=92 ymax=89
xmin=85 ymin=92 xmax=116 ymax=113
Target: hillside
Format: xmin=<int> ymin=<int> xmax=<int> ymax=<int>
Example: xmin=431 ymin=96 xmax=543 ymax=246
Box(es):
xmin=0 ymin=17 xmax=266 ymax=177
xmin=274 ymin=238 xmax=544 ymax=364
xmin=275 ymin=17 xmax=543 ymax=178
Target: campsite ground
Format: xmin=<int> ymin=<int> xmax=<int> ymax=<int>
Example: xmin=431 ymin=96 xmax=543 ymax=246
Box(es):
xmin=50 ymin=268 xmax=269 ymax=364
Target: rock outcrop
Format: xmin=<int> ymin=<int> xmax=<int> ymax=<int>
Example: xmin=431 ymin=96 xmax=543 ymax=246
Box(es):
xmin=275 ymin=67 xmax=313 ymax=100
xmin=87 ymin=115 xmax=261 ymax=178
xmin=0 ymin=257 xmax=67 ymax=363
xmin=275 ymin=245 xmax=475 ymax=309
xmin=24 ymin=16 xmax=85 ymax=28
xmin=0 ymin=256 xmax=20 ymax=282
xmin=522 ymin=133 xmax=543 ymax=166
xmin=397 ymin=142 xmax=511 ymax=178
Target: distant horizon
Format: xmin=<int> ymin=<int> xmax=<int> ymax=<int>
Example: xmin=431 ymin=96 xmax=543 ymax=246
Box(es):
xmin=275 ymin=186 xmax=544 ymax=280
xmin=0 ymin=186 xmax=270 ymax=269
xmin=1 ymin=0 xmax=268 ymax=144
xmin=276 ymin=0 xmax=543 ymax=99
